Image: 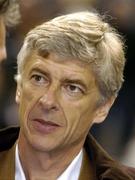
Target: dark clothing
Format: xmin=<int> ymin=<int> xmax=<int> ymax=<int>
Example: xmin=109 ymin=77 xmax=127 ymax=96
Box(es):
xmin=0 ymin=126 xmax=19 ymax=152
xmin=0 ymin=126 xmax=135 ymax=179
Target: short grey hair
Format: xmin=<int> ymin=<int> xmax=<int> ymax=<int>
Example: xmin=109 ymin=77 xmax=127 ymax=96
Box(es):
xmin=0 ymin=0 xmax=20 ymax=26
xmin=16 ymin=11 xmax=126 ymax=104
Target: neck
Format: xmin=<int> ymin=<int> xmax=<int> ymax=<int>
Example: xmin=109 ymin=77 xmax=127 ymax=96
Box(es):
xmin=18 ymin=133 xmax=84 ymax=179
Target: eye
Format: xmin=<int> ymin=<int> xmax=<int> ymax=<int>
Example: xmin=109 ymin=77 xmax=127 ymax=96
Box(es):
xmin=31 ymin=74 xmax=48 ymax=86
xmin=65 ymin=83 xmax=84 ymax=96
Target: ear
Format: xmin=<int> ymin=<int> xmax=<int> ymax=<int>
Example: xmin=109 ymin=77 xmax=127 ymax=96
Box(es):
xmin=15 ymin=84 xmax=22 ymax=104
xmin=93 ymin=97 xmax=116 ymax=124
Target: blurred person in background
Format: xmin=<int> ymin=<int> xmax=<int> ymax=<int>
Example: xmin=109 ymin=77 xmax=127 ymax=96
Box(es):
xmin=57 ymin=0 xmax=96 ymax=12
xmin=0 ymin=11 xmax=135 ymax=179
xmin=121 ymin=115 xmax=135 ymax=167
xmin=0 ymin=0 xmax=20 ymax=63
xmin=122 ymin=133 xmax=135 ymax=167
xmin=0 ymin=0 xmax=20 ymax=128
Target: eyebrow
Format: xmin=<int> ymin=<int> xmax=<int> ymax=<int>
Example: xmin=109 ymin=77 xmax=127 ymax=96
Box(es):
xmin=29 ymin=67 xmax=50 ymax=77
xmin=29 ymin=67 xmax=88 ymax=91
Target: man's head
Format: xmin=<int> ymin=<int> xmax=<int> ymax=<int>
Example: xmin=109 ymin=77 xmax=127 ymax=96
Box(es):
xmin=15 ymin=11 xmax=126 ymax=153
xmin=16 ymin=11 xmax=125 ymax=105
xmin=0 ymin=0 xmax=20 ymax=62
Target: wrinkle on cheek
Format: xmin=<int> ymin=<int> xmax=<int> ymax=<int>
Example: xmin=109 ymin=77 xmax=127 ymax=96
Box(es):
xmin=20 ymin=84 xmax=37 ymax=121
xmin=63 ymin=96 xmax=96 ymax=137
xmin=22 ymin=82 xmax=40 ymax=103
xmin=62 ymin=103 xmax=81 ymax=132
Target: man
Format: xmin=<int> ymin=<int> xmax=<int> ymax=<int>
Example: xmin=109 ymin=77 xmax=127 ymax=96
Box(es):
xmin=0 ymin=0 xmax=20 ymax=62
xmin=0 ymin=11 xmax=135 ymax=179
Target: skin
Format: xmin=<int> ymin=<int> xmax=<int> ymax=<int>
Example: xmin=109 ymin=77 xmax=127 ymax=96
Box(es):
xmin=16 ymin=50 xmax=114 ymax=179
xmin=0 ymin=16 xmax=7 ymax=63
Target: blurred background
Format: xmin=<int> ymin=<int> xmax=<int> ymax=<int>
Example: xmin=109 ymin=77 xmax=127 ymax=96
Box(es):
xmin=0 ymin=0 xmax=135 ymax=167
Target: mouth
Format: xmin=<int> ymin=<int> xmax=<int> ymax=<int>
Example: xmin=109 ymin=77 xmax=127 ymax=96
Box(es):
xmin=32 ymin=119 xmax=61 ymax=134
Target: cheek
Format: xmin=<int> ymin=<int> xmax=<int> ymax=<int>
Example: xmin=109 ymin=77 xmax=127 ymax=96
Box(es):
xmin=19 ymin=84 xmax=40 ymax=121
xmin=61 ymin=96 xmax=97 ymax=132
xmin=61 ymin=99 xmax=89 ymax=129
xmin=60 ymin=101 xmax=94 ymax=145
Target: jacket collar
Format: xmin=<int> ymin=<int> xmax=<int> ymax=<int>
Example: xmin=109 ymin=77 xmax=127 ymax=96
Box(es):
xmin=0 ymin=143 xmax=16 ymax=179
xmin=85 ymin=133 xmax=133 ymax=180
xmin=0 ymin=127 xmax=134 ymax=180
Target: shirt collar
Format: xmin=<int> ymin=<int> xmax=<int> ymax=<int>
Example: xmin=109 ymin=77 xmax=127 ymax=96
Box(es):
xmin=58 ymin=149 xmax=83 ymax=180
xmin=15 ymin=144 xmax=83 ymax=180
xmin=15 ymin=144 xmax=26 ymax=180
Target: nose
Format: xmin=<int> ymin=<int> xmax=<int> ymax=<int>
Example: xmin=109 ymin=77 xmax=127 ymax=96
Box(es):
xmin=39 ymin=87 xmax=59 ymax=111
xmin=0 ymin=47 xmax=7 ymax=62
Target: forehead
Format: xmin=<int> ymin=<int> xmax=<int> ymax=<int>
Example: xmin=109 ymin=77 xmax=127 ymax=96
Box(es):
xmin=22 ymin=50 xmax=97 ymax=87
xmin=24 ymin=49 xmax=90 ymax=67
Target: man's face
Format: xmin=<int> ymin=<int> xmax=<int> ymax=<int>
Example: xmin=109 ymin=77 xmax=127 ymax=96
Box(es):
xmin=16 ymin=50 xmax=108 ymax=153
xmin=0 ymin=16 xmax=7 ymax=63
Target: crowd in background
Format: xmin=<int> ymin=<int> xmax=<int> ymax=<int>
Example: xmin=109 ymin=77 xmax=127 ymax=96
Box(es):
xmin=0 ymin=0 xmax=135 ymax=167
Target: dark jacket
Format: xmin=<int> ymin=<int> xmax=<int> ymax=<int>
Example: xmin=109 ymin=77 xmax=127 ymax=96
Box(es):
xmin=0 ymin=126 xmax=135 ymax=180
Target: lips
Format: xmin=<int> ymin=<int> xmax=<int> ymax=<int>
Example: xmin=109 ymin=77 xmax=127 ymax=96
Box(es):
xmin=31 ymin=118 xmax=61 ymax=134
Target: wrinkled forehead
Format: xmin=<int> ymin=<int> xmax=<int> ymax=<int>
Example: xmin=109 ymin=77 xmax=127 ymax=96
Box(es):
xmin=23 ymin=48 xmax=91 ymax=71
xmin=17 ymin=41 xmax=92 ymax=73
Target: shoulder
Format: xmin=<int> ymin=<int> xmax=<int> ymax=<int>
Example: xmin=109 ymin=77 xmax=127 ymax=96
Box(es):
xmin=123 ymin=166 xmax=135 ymax=179
xmin=85 ymin=133 xmax=135 ymax=180
xmin=0 ymin=126 xmax=19 ymax=152
xmin=0 ymin=143 xmax=16 ymax=178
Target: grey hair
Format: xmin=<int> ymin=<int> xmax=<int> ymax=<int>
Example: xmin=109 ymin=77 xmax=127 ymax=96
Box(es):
xmin=0 ymin=0 xmax=20 ymax=26
xmin=16 ymin=11 xmax=126 ymax=104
